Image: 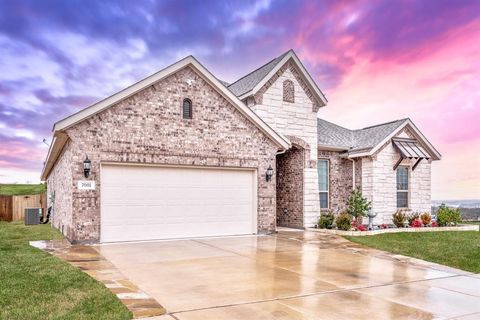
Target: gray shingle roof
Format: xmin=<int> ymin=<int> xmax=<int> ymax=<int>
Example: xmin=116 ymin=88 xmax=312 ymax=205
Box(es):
xmin=227 ymin=51 xmax=289 ymax=97
xmin=317 ymin=118 xmax=408 ymax=153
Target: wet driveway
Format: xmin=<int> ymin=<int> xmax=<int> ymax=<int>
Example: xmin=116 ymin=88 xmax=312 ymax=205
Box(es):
xmin=96 ymin=229 xmax=480 ymax=319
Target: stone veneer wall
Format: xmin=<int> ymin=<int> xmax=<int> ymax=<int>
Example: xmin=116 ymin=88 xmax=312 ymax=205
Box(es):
xmin=318 ymin=150 xmax=354 ymax=214
xmin=49 ymin=66 xmax=280 ymax=243
xmin=247 ymin=59 xmax=321 ymax=227
xmin=46 ymin=141 xmax=74 ymax=240
xmin=361 ymin=128 xmax=432 ymax=224
xmin=276 ymin=146 xmax=304 ymax=228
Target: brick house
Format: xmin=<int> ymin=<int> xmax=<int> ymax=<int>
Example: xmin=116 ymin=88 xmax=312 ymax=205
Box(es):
xmin=41 ymin=50 xmax=441 ymax=243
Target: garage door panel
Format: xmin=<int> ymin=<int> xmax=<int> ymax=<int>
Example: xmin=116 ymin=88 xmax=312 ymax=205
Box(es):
xmin=101 ymin=165 xmax=256 ymax=242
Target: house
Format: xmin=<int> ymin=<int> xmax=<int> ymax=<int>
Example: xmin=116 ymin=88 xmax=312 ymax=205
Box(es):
xmin=41 ymin=50 xmax=441 ymax=243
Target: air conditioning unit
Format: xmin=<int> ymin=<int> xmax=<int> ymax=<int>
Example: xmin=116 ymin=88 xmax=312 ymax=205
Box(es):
xmin=25 ymin=208 xmax=42 ymax=225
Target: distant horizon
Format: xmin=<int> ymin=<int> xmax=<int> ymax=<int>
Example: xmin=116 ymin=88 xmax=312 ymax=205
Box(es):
xmin=0 ymin=183 xmax=477 ymax=203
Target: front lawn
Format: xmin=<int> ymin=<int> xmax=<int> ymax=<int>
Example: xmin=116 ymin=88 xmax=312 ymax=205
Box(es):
xmin=0 ymin=222 xmax=132 ymax=320
xmin=345 ymin=231 xmax=480 ymax=273
xmin=0 ymin=183 xmax=46 ymax=195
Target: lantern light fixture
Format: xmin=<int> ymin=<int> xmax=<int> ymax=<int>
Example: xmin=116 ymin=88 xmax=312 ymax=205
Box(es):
xmin=266 ymin=165 xmax=274 ymax=182
xmin=83 ymin=156 xmax=91 ymax=178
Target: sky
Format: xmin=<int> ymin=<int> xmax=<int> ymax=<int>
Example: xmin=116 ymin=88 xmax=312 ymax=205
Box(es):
xmin=0 ymin=0 xmax=479 ymax=200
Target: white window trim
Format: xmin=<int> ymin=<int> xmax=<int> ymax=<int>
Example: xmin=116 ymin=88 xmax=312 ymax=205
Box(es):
xmin=396 ymin=165 xmax=409 ymax=209
xmin=318 ymin=159 xmax=329 ymax=210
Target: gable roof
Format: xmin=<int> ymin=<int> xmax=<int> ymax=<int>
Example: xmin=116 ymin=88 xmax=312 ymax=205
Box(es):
xmin=227 ymin=52 xmax=289 ymax=96
xmin=317 ymin=118 xmax=441 ymax=160
xmin=227 ymin=50 xmax=328 ymax=106
xmin=41 ymin=56 xmax=291 ymax=180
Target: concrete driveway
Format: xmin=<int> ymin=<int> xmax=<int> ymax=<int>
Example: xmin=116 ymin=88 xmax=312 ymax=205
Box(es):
xmin=96 ymin=230 xmax=480 ymax=319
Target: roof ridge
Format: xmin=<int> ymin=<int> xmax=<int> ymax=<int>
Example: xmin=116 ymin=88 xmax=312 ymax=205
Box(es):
xmin=317 ymin=118 xmax=353 ymax=132
xmin=357 ymin=118 xmax=409 ymax=130
xmin=228 ymin=50 xmax=290 ymax=88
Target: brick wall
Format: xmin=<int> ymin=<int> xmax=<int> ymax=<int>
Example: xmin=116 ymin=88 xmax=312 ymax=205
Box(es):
xmin=49 ymin=66 xmax=280 ymax=243
xmin=46 ymin=141 xmax=74 ymax=239
xmin=276 ymin=146 xmax=304 ymax=228
xmin=318 ymin=150 xmax=354 ymax=214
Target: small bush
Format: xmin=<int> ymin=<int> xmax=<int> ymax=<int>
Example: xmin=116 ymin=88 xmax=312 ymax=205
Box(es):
xmin=420 ymin=212 xmax=432 ymax=226
xmin=318 ymin=213 xmax=335 ymax=229
xmin=407 ymin=212 xmax=419 ymax=226
xmin=431 ymin=221 xmax=438 ymax=227
xmin=436 ymin=204 xmax=461 ymax=226
xmin=392 ymin=210 xmax=407 ymax=228
xmin=411 ymin=219 xmax=422 ymax=228
xmin=336 ymin=213 xmax=352 ymax=231
xmin=346 ymin=189 xmax=371 ymax=221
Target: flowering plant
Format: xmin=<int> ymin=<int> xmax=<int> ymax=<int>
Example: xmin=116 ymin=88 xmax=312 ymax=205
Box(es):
xmin=380 ymin=224 xmax=388 ymax=229
xmin=411 ymin=219 xmax=422 ymax=228
xmin=357 ymin=225 xmax=367 ymax=231
xmin=431 ymin=221 xmax=438 ymax=227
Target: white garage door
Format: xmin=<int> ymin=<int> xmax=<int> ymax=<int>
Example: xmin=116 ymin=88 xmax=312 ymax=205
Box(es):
xmin=100 ymin=165 xmax=256 ymax=242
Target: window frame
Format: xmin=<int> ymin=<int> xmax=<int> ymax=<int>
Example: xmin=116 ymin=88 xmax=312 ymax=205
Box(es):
xmin=182 ymin=98 xmax=193 ymax=119
xmin=317 ymin=158 xmax=330 ymax=209
xmin=396 ymin=165 xmax=409 ymax=208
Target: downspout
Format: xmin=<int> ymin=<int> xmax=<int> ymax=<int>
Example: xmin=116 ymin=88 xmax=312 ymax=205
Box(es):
xmin=348 ymin=158 xmax=355 ymax=190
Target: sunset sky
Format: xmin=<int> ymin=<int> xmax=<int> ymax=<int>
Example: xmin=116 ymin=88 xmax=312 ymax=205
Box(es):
xmin=0 ymin=0 xmax=479 ymax=200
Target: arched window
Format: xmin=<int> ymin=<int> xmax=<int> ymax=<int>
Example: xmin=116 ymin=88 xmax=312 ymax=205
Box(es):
xmin=182 ymin=98 xmax=192 ymax=119
xmin=283 ymin=80 xmax=295 ymax=103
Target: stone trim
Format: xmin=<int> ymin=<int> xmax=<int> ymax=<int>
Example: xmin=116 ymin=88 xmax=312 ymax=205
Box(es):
xmin=30 ymin=240 xmax=166 ymax=318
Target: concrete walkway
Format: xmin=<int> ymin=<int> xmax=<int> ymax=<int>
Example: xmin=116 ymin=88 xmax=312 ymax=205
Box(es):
xmin=93 ymin=230 xmax=480 ymax=319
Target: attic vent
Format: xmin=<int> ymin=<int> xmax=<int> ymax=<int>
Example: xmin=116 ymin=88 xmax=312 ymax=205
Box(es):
xmin=283 ymin=80 xmax=294 ymax=103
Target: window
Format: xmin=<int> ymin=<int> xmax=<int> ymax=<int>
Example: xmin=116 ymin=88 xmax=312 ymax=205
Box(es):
xmin=317 ymin=159 xmax=329 ymax=209
xmin=282 ymin=80 xmax=295 ymax=103
xmin=396 ymin=166 xmax=409 ymax=208
xmin=182 ymin=98 xmax=192 ymax=119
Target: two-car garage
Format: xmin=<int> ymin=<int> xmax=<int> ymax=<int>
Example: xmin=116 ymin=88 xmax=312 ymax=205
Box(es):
xmin=100 ymin=165 xmax=257 ymax=242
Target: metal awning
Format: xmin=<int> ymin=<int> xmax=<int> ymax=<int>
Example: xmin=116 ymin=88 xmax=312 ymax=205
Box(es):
xmin=392 ymin=138 xmax=430 ymax=171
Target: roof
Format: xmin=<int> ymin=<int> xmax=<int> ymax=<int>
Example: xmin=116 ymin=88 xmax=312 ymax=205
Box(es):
xmin=227 ymin=52 xmax=289 ymax=96
xmin=41 ymin=55 xmax=292 ymax=180
xmin=317 ymin=118 xmax=441 ymax=160
xmin=392 ymin=138 xmax=430 ymax=159
xmin=227 ymin=50 xmax=328 ymax=106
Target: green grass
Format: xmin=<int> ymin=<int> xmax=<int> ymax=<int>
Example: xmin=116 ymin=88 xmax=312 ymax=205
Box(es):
xmin=345 ymin=231 xmax=480 ymax=273
xmin=0 ymin=222 xmax=132 ymax=320
xmin=0 ymin=183 xmax=47 ymax=195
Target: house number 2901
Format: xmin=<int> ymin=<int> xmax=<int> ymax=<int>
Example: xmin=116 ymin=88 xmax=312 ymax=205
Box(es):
xmin=78 ymin=181 xmax=95 ymax=190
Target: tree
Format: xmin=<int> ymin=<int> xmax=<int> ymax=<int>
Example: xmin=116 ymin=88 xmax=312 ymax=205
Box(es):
xmin=346 ymin=188 xmax=371 ymax=223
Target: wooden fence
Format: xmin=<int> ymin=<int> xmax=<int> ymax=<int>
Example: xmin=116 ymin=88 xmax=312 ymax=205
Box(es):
xmin=0 ymin=195 xmax=13 ymax=221
xmin=0 ymin=193 xmax=47 ymax=222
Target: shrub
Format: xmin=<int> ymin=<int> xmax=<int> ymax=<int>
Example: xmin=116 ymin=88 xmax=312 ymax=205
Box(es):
xmin=407 ymin=212 xmax=419 ymax=226
xmin=411 ymin=219 xmax=422 ymax=228
xmin=431 ymin=221 xmax=438 ymax=227
xmin=436 ymin=204 xmax=461 ymax=226
xmin=346 ymin=189 xmax=371 ymax=222
xmin=380 ymin=224 xmax=389 ymax=229
xmin=420 ymin=212 xmax=432 ymax=226
xmin=318 ymin=212 xmax=335 ymax=229
xmin=392 ymin=210 xmax=407 ymax=228
xmin=336 ymin=213 xmax=352 ymax=231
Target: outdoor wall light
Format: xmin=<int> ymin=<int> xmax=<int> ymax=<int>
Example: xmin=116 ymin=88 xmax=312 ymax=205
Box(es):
xmin=83 ymin=156 xmax=91 ymax=178
xmin=266 ymin=165 xmax=274 ymax=182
